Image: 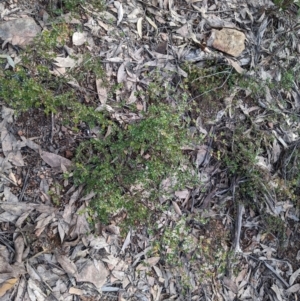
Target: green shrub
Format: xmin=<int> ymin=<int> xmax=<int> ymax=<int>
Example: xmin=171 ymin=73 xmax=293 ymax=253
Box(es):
xmin=74 ymin=99 xmax=199 ymax=227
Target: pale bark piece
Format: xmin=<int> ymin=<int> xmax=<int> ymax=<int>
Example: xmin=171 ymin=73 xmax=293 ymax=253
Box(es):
xmin=40 ymin=151 xmax=72 ymax=169
xmin=76 ymin=260 xmax=108 ymax=289
xmin=0 ymin=18 xmax=41 ymax=46
xmin=208 ymin=28 xmax=245 ymax=57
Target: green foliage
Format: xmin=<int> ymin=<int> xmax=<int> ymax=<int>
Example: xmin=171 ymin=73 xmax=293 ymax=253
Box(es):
xmin=182 ymin=61 xmax=237 ymax=101
xmin=48 ymin=0 xmax=105 ymax=14
xmin=262 ymin=214 xmax=286 ymax=243
xmin=74 ymin=99 xmax=198 ymax=227
xmin=273 ymin=0 xmax=300 ymax=11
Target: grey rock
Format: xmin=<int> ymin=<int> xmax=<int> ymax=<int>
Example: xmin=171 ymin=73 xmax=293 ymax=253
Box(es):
xmin=0 ymin=17 xmax=41 ymax=46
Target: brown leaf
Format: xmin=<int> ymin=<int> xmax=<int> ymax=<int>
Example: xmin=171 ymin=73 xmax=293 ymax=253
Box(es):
xmin=69 ymin=287 xmax=83 ymax=295
xmin=137 ymin=17 xmax=143 ymax=38
xmin=286 ymin=283 xmax=300 ymax=293
xmin=54 ymin=57 xmax=77 ymax=68
xmin=75 ymin=260 xmax=108 ymax=288
xmin=96 ymin=78 xmax=107 ymax=104
xmin=40 ymin=151 xmax=72 ymax=169
xmin=223 ymin=277 xmax=238 ymax=294
xmin=0 ymin=278 xmax=18 ymax=297
xmin=14 ymin=236 xmax=24 ymax=263
xmin=172 ymin=201 xmax=182 ymax=216
xmin=289 ymin=267 xmax=300 ymax=286
xmin=117 ymin=62 xmax=126 ymax=83
xmin=56 ymin=254 xmax=78 ymax=276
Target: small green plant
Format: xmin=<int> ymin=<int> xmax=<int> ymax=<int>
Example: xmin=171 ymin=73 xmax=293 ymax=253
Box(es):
xmin=273 ymin=0 xmax=300 ymax=11
xmin=262 ymin=214 xmax=286 ymax=244
xmin=74 ymin=98 xmax=199 ymax=228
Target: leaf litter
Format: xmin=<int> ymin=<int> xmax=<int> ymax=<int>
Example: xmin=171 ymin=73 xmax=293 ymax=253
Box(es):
xmin=0 ymin=0 xmax=299 ymax=300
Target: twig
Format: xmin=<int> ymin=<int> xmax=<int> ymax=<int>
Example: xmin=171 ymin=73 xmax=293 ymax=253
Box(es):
xmin=50 ymin=112 xmax=55 ymax=144
xmin=19 ymin=168 xmax=30 ymax=202
xmin=191 ymin=70 xmax=231 ymax=83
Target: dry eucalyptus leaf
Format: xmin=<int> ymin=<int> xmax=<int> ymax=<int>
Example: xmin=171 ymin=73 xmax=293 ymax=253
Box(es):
xmin=289 ymin=267 xmax=300 ymax=286
xmin=76 ymin=260 xmax=108 ymax=289
xmin=14 ymin=235 xmax=24 ymax=263
xmin=56 ymin=254 xmax=78 ymax=276
xmin=1 ymin=129 xmax=13 ymax=156
xmin=54 ymin=56 xmax=77 ymax=68
xmin=40 ymin=151 xmax=72 ymax=169
xmin=172 ymin=201 xmax=182 ymax=216
xmin=114 ymin=1 xmax=123 ymax=26
xmin=2 ymin=107 xmax=14 ymax=123
xmin=137 ymin=17 xmax=143 ymax=38
xmin=286 ymin=283 xmax=300 ymax=293
xmin=121 ymin=231 xmax=131 ymax=253
xmin=4 ymin=187 xmax=18 ymax=202
xmin=96 ymin=78 xmax=108 ymax=104
xmin=0 ymin=278 xmax=18 ymax=297
xmin=26 ymin=262 xmax=41 ymax=282
xmin=89 ymin=236 xmax=108 ymax=250
xmin=69 ymin=287 xmax=83 ymax=295
xmin=117 ymin=62 xmax=126 ymax=83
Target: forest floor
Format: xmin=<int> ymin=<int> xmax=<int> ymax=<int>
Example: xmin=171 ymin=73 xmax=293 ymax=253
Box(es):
xmin=0 ymin=0 xmax=299 ymax=300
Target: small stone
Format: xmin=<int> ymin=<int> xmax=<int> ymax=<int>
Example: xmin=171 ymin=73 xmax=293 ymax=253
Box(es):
xmin=208 ymin=28 xmax=245 ymax=57
xmin=65 ymin=150 xmax=73 ymax=159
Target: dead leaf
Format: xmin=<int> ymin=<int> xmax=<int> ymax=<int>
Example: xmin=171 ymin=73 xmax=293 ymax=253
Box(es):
xmin=56 ymin=253 xmax=78 ymax=276
xmin=137 ymin=17 xmax=143 ymax=38
xmin=2 ymin=107 xmax=14 ymax=123
xmin=54 ymin=56 xmax=77 ymax=68
xmin=145 ymin=16 xmax=158 ymax=33
xmin=69 ymin=287 xmax=83 ymax=295
xmin=96 ymin=78 xmax=107 ymax=104
xmin=286 ymin=283 xmax=300 ymax=293
xmin=76 ymin=259 xmax=108 ymax=289
xmin=174 ymin=190 xmax=189 ymax=199
xmin=223 ymin=277 xmax=238 ymax=294
xmin=121 ymin=231 xmax=131 ymax=253
xmin=0 ymin=278 xmax=18 ymax=297
xmin=226 ymin=58 xmax=245 ymax=74
xmin=89 ymin=236 xmax=108 ymax=250
xmin=26 ymin=262 xmax=41 ymax=282
xmin=114 ymin=2 xmax=123 ymax=26
xmin=289 ymin=267 xmax=300 ymax=286
xmin=14 ymin=235 xmax=24 ymax=263
xmin=40 ymin=151 xmax=72 ymax=169
xmin=172 ymin=201 xmax=182 ymax=216
xmin=1 ymin=129 xmax=13 ymax=156
xmin=117 ymin=62 xmax=126 ymax=83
